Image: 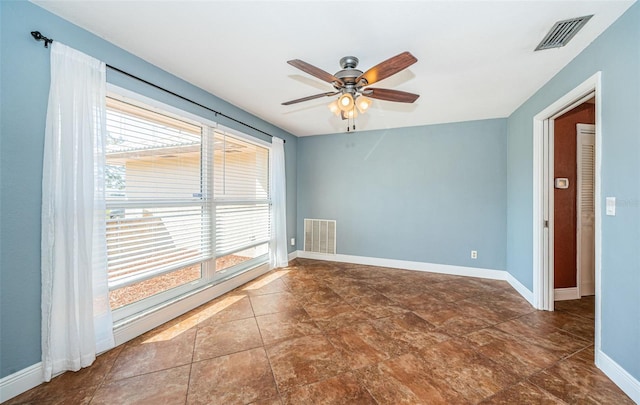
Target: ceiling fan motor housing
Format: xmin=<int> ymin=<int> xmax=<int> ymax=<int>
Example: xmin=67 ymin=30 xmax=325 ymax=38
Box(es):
xmin=335 ymin=56 xmax=365 ymax=90
xmin=339 ymin=56 xmax=359 ymax=69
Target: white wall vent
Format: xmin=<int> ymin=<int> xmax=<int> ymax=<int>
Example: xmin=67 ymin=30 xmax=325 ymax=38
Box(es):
xmin=304 ymin=219 xmax=336 ymax=254
xmin=535 ymin=15 xmax=593 ymax=51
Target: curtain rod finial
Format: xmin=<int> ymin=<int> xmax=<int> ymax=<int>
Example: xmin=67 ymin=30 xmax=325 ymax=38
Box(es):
xmin=31 ymin=31 xmax=53 ymax=48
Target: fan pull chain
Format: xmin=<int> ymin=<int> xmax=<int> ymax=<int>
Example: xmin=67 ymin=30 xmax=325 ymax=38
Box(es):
xmin=346 ymin=107 xmax=356 ymax=132
xmin=352 ymin=107 xmax=356 ymax=131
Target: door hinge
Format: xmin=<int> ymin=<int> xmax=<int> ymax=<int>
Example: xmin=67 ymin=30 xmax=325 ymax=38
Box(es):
xmin=544 ymin=220 xmax=549 ymax=228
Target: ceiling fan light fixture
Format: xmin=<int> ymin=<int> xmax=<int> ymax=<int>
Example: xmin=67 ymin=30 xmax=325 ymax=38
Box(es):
xmin=328 ymin=100 xmax=340 ymax=116
xmin=337 ymin=93 xmax=354 ymax=112
xmin=341 ymin=108 xmax=358 ymax=120
xmin=356 ymin=95 xmax=372 ymax=113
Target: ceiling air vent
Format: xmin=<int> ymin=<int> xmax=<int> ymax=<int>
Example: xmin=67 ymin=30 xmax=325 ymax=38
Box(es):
xmin=535 ymin=15 xmax=593 ymax=51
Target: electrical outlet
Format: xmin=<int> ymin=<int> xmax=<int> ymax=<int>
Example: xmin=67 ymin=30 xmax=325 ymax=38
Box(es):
xmin=471 ymin=250 xmax=478 ymax=259
xmin=290 ymin=238 xmax=296 ymax=246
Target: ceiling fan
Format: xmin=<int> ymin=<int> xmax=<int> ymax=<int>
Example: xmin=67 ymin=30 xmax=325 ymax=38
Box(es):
xmin=282 ymin=52 xmax=419 ymax=120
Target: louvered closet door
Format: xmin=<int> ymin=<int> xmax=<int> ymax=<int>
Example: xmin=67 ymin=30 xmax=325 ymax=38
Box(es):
xmin=576 ymin=124 xmax=595 ymax=296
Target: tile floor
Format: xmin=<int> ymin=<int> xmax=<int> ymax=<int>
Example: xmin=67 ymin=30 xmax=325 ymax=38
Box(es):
xmin=5 ymin=259 xmax=633 ymax=404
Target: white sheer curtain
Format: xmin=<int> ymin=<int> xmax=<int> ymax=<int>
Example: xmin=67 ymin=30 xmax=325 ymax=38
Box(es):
xmin=41 ymin=42 xmax=114 ymax=382
xmin=270 ymin=137 xmax=288 ymax=268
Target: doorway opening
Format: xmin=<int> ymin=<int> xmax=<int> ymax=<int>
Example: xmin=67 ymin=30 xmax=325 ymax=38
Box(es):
xmin=532 ymin=72 xmax=602 ymax=352
xmin=553 ymin=107 xmax=595 ymax=301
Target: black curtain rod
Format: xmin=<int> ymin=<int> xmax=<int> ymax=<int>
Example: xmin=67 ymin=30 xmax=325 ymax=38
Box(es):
xmin=30 ymin=31 xmax=282 ymax=142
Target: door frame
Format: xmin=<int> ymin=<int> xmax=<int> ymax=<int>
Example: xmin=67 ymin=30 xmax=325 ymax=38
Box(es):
xmin=532 ymin=72 xmax=602 ymax=348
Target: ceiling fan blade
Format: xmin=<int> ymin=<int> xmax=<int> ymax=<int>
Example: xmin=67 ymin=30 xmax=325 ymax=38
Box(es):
xmin=357 ymin=52 xmax=417 ymax=86
xmin=364 ymin=88 xmax=420 ymax=103
xmin=281 ymin=91 xmax=339 ymax=106
xmin=287 ymin=59 xmax=344 ymax=86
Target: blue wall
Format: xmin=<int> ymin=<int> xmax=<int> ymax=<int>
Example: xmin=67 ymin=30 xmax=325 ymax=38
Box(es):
xmin=297 ymin=119 xmax=507 ymax=270
xmin=0 ymin=1 xmax=297 ymax=378
xmin=506 ymin=3 xmax=639 ymax=380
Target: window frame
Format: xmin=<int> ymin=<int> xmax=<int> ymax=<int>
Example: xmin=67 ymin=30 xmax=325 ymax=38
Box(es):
xmin=211 ymin=127 xmax=272 ymax=281
xmin=106 ymin=85 xmax=271 ymax=322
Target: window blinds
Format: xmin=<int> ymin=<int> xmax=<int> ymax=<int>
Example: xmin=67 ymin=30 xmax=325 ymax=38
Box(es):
xmin=213 ymin=132 xmax=270 ymax=259
xmin=105 ymin=97 xmax=212 ymax=290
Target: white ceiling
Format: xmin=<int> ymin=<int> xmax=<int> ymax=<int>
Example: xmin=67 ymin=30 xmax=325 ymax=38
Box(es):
xmin=33 ymin=0 xmax=634 ymax=137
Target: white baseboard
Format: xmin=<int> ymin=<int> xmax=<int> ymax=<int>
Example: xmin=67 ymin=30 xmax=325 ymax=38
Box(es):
xmin=288 ymin=250 xmax=298 ymax=261
xmin=555 ymin=287 xmax=580 ymax=301
xmin=0 ymin=362 xmax=43 ymax=403
xmin=596 ymin=349 xmax=640 ymax=403
xmin=506 ymin=273 xmax=535 ymax=307
xmin=295 ymin=250 xmax=535 ymax=307
xmin=296 ymin=250 xmax=507 ymax=279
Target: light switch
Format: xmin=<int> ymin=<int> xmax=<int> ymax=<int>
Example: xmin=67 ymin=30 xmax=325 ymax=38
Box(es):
xmin=606 ymin=197 xmax=616 ymax=216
